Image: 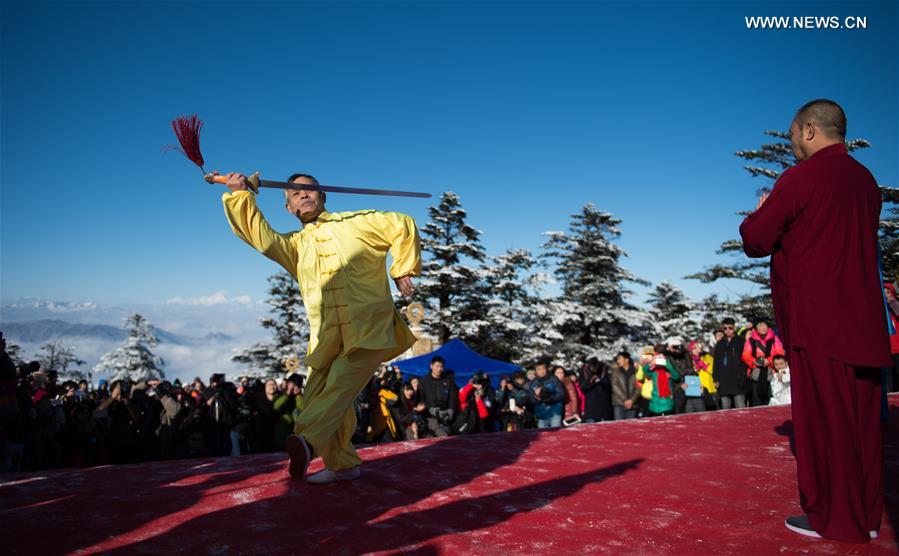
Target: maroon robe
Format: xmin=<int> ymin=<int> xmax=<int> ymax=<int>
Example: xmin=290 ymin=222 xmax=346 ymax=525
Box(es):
xmin=739 ymin=142 xmax=892 ymax=542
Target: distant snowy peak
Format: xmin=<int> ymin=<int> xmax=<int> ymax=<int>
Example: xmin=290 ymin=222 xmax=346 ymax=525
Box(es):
xmin=1 ymin=319 xmax=124 ymax=343
xmin=2 ymin=298 xmax=101 ymax=313
xmin=0 ymin=319 xmax=233 ymax=346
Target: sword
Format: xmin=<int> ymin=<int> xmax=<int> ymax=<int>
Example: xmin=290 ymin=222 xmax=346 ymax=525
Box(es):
xmin=204 ymin=172 xmax=432 ymax=198
xmin=166 ymin=114 xmax=433 ymax=199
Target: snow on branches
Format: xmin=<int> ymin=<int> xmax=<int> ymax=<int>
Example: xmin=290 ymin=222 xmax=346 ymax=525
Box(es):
xmin=93 ymin=314 xmax=165 ymax=383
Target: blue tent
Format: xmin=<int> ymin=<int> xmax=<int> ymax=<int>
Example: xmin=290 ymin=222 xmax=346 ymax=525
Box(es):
xmin=392 ymin=339 xmax=521 ymax=387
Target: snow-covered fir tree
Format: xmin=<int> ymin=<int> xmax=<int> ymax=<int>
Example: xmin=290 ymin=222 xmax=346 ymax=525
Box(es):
xmin=517 ymin=296 xmax=584 ymax=367
xmin=880 ymin=186 xmax=899 ymax=282
xmin=646 ymin=282 xmax=702 ymax=344
xmin=696 ymin=294 xmax=744 ymax=339
xmin=543 ymin=203 xmax=649 ymax=364
xmin=232 ymin=271 xmax=309 ymax=377
xmin=687 ymin=130 xmax=881 ymax=319
xmin=415 ymin=191 xmax=489 ymax=346
xmin=94 ymin=313 xmax=165 ymax=382
xmin=479 ymin=248 xmax=554 ymax=363
xmin=37 ymin=340 xmax=86 ymax=380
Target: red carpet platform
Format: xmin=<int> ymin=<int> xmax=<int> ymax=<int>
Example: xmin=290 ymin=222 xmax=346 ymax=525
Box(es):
xmin=3 ymin=395 xmax=898 ymax=555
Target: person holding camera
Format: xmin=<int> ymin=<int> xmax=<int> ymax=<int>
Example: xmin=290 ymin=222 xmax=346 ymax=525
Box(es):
xmin=497 ymin=372 xmax=531 ymax=431
xmin=273 ymin=374 xmax=304 ymax=450
xmin=741 ymin=319 xmax=784 ymax=407
xmin=95 ymin=380 xmax=140 ymax=464
xmin=527 ymin=361 xmax=565 ymax=428
xmin=454 ymin=372 xmax=491 ymax=434
xmin=417 ymin=356 xmax=459 ymax=437
xmin=157 ymin=381 xmax=182 ymax=460
xmin=639 ymin=345 xmax=682 ymax=417
xmin=201 ymin=373 xmax=239 ymax=456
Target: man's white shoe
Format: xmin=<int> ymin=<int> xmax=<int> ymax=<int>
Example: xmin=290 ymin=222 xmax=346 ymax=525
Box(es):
xmin=306 ymin=466 xmax=362 ymax=484
xmin=869 ymin=530 xmax=878 ymax=540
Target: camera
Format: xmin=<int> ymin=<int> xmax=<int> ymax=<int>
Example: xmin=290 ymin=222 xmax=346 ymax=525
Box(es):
xmin=428 ymin=407 xmax=454 ymax=424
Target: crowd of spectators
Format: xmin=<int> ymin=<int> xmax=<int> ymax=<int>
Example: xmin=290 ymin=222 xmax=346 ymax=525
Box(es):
xmin=2 ymin=305 xmax=898 ymax=473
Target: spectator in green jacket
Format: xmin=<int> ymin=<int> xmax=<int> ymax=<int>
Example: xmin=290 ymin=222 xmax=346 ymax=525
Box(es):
xmin=639 ymin=345 xmax=681 ymax=416
xmin=272 ymin=374 xmax=304 ymax=450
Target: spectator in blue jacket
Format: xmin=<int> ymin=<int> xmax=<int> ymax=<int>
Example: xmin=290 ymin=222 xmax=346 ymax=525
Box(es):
xmin=527 ymin=361 xmax=565 ymax=428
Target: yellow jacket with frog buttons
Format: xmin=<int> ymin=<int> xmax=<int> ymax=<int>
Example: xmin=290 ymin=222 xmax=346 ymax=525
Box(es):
xmin=222 ymin=190 xmax=421 ymax=370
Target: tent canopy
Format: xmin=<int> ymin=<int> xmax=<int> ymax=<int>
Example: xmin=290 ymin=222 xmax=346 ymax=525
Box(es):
xmin=392 ymin=339 xmax=521 ymax=387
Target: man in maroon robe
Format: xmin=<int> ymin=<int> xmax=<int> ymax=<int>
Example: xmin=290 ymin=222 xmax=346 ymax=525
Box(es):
xmin=739 ymin=99 xmax=892 ymax=543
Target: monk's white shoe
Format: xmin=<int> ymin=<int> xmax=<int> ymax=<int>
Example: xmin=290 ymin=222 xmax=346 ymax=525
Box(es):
xmin=306 ymin=466 xmax=361 ymax=485
xmin=785 ymin=515 xmax=820 ymax=538
xmin=786 ymin=515 xmax=879 ymax=541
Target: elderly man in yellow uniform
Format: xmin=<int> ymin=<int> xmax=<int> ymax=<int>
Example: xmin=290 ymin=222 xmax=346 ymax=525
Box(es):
xmin=221 ymin=171 xmax=421 ymax=484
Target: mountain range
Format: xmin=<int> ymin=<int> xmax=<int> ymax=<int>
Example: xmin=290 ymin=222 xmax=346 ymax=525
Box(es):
xmin=0 ymin=318 xmax=233 ymax=345
xmin=0 ymin=298 xmax=270 ymax=383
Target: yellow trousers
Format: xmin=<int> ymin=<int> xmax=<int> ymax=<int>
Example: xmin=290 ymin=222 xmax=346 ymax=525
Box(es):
xmin=294 ymin=347 xmax=390 ymax=471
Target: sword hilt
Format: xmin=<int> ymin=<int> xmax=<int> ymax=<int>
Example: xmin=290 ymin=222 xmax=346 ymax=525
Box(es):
xmin=204 ymin=171 xmax=260 ymax=193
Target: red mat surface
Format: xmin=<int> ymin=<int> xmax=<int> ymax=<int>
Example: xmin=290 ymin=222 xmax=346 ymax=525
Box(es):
xmin=3 ymin=395 xmax=898 ymax=555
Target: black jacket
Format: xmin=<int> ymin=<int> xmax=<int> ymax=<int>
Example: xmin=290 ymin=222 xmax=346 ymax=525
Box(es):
xmin=580 ymin=368 xmax=613 ymax=421
xmin=713 ymin=335 xmax=746 ymax=395
xmin=418 ymin=373 xmax=459 ymax=413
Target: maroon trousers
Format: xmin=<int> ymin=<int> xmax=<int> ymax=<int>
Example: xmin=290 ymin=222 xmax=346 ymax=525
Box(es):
xmin=790 ymin=346 xmax=883 ymax=542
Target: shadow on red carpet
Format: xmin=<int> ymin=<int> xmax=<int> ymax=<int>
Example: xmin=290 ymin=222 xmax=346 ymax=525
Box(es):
xmin=1 ymin=395 xmax=897 ymax=555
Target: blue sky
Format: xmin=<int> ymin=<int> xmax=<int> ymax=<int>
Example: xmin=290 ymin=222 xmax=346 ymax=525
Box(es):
xmin=2 ymin=0 xmax=897 ymax=310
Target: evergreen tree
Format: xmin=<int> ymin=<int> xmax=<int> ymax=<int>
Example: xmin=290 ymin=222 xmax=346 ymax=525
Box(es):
xmin=687 ymin=130 xmax=878 ymax=319
xmin=696 ymin=294 xmax=742 ymax=335
xmin=415 ymin=191 xmax=489 ymax=346
xmin=479 ymin=248 xmax=551 ymax=362
xmin=517 ymin=297 xmax=584 ymax=367
xmin=4 ymin=340 xmax=26 ymax=367
xmin=646 ymin=282 xmax=701 ymax=343
xmin=543 ymin=203 xmax=648 ymax=363
xmin=880 ymin=186 xmax=899 ymax=282
xmin=37 ymin=340 xmax=86 ymax=379
xmin=94 ymin=314 xmax=165 ymax=382
xmin=232 ymin=271 xmax=310 ymax=377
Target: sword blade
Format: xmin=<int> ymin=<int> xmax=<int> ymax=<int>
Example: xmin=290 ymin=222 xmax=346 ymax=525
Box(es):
xmin=259 ymin=180 xmax=432 ymax=198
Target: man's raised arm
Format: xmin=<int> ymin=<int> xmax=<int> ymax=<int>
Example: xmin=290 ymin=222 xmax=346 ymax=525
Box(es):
xmin=221 ymin=172 xmax=299 ymax=277
xmin=352 ymin=210 xmax=422 ymax=286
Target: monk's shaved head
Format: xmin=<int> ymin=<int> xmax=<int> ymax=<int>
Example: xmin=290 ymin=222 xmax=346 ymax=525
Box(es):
xmin=794 ymin=99 xmax=847 ymax=140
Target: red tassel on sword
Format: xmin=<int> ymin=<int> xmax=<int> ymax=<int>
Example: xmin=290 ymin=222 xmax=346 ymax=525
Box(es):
xmin=165 ymin=114 xmax=431 ymax=198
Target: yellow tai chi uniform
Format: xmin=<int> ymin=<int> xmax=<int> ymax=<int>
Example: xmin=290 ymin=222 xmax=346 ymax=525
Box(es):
xmin=222 ymin=190 xmax=421 ymax=470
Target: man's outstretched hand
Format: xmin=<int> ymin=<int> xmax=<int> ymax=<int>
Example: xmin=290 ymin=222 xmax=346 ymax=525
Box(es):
xmin=395 ymin=275 xmax=416 ymax=297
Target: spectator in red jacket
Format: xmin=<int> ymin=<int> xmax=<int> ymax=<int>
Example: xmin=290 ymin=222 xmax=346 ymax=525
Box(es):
xmin=885 ymin=282 xmax=899 ymax=392
xmin=883 ymin=282 xmax=899 ymax=392
xmin=742 ymin=319 xmax=786 ymax=406
xmin=554 ymin=366 xmax=581 ymax=424
xmin=458 ymin=377 xmax=490 ymax=422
